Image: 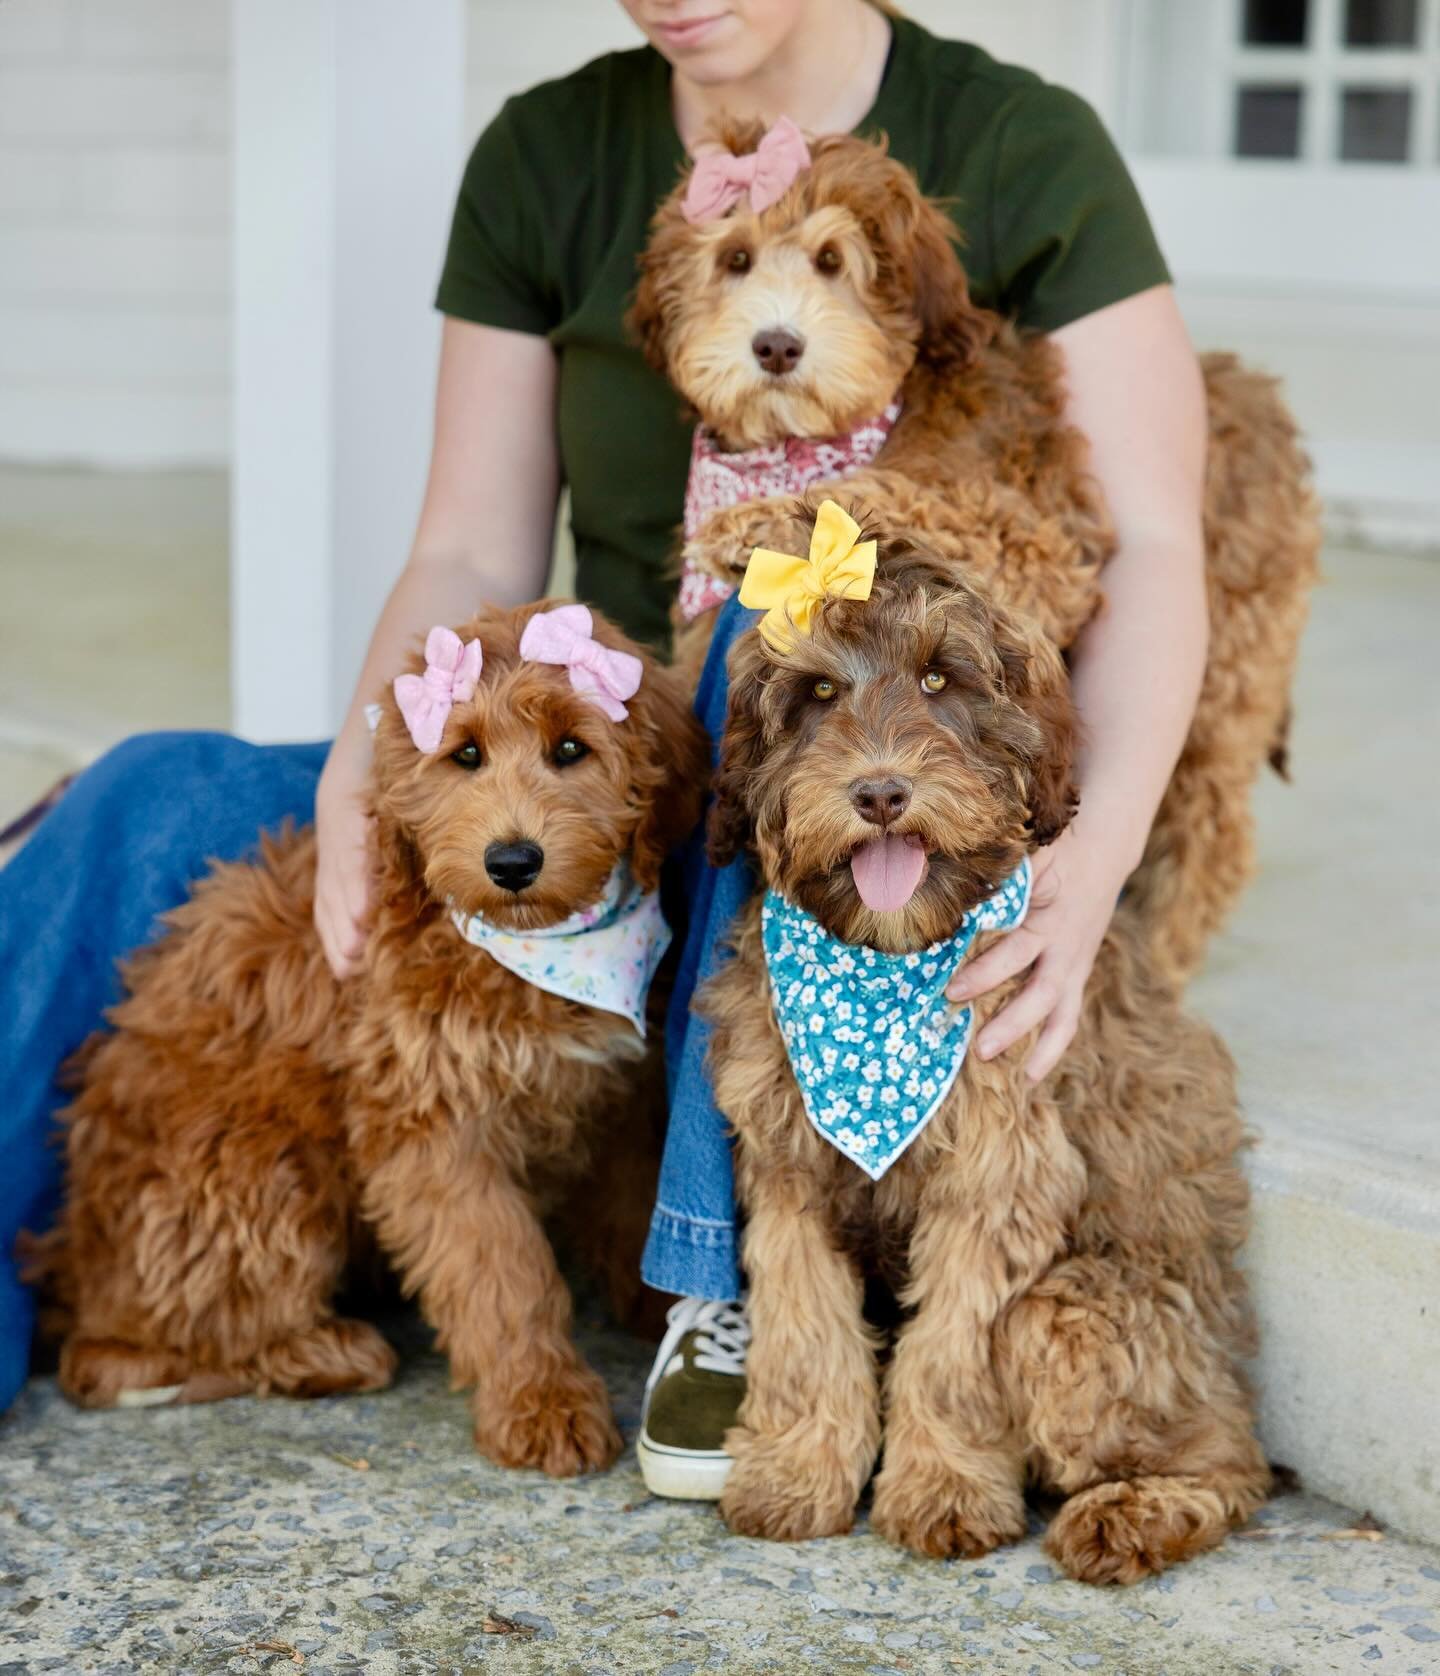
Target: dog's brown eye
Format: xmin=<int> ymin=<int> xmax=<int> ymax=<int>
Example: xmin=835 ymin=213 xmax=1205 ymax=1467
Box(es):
xmin=814 ymin=243 xmax=842 ymax=276
xmin=921 ymin=669 xmax=947 ymax=694
xmin=553 ymin=738 xmax=589 ymax=767
xmin=724 ymin=246 xmax=752 ymax=275
xmin=451 ymin=741 xmax=482 ymax=768
xmin=812 ymin=678 xmax=838 ymax=701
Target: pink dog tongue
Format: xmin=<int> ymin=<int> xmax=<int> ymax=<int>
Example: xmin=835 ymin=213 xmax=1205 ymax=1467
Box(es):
xmin=850 ymin=833 xmax=926 ymax=913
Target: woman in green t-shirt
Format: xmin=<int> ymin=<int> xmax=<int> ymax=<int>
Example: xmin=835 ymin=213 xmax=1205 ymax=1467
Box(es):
xmin=306 ymin=0 xmax=1210 ymax=1498
xmin=0 ymin=0 xmax=1208 ymax=1453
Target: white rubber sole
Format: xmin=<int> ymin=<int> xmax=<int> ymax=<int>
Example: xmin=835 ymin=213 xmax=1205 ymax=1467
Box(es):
xmin=636 ymin=1429 xmax=733 ymax=1501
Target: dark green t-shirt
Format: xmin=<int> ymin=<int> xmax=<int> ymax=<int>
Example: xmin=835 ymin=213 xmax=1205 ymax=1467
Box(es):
xmin=437 ymin=15 xmax=1168 ymax=647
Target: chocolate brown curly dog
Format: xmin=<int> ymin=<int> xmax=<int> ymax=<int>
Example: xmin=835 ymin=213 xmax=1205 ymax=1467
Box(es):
xmin=700 ymin=520 xmax=1268 ymax=1583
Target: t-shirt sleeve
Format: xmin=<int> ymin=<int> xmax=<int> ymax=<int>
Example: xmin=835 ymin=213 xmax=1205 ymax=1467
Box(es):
xmin=989 ymin=86 xmax=1169 ymax=334
xmin=434 ymin=101 xmax=556 ymax=335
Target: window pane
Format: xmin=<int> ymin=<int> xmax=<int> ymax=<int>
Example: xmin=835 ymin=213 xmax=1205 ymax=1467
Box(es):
xmin=1235 ymin=84 xmax=1305 ymax=155
xmin=1243 ymin=0 xmax=1310 ymax=43
xmin=1344 ymin=0 xmax=1419 ymax=45
xmin=1340 ymin=85 xmax=1413 ymax=159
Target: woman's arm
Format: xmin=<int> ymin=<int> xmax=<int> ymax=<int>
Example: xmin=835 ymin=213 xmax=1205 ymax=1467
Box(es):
xmin=315 ymin=317 xmax=561 ymax=976
xmin=947 ymin=284 xmax=1209 ymax=1077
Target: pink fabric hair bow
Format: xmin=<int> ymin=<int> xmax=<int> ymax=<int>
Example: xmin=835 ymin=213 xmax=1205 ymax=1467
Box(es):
xmin=394 ymin=626 xmax=483 ymax=753
xmin=519 ymin=604 xmax=643 ymax=723
xmin=682 ymin=116 xmax=812 ymax=225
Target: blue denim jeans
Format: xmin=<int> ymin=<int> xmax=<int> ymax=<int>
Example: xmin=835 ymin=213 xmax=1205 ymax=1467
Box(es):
xmin=0 ymin=733 xmax=331 ymax=1412
xmin=644 ymin=594 xmax=756 ymax=1304
xmin=0 ymin=597 xmax=754 ymax=1410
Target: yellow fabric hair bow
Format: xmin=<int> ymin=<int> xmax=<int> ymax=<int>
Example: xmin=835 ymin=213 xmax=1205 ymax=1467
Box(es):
xmin=738 ymin=500 xmax=877 ymax=651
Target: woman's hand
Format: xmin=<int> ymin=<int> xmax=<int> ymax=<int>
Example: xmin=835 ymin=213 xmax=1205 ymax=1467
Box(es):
xmin=945 ymin=817 xmax=1133 ymax=1082
xmin=314 ymin=737 xmax=375 ymax=980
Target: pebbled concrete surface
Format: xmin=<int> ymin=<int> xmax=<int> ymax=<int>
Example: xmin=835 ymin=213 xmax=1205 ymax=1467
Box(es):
xmin=4 ymin=1308 xmax=1440 ymax=1676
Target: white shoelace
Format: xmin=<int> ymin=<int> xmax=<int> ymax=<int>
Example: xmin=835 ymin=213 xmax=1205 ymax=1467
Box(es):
xmin=645 ymin=1296 xmax=750 ymax=1402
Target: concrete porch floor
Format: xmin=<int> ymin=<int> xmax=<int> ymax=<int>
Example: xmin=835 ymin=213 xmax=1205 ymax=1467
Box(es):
xmin=3 ymin=1308 xmax=1440 ymax=1676
xmin=2 ymin=467 xmax=1439 ymax=1671
xmin=0 ymin=464 xmax=229 ymax=833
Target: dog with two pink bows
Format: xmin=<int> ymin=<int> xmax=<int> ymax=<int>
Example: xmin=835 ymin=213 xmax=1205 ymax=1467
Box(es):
xmin=28 ymin=601 xmax=707 ymax=1477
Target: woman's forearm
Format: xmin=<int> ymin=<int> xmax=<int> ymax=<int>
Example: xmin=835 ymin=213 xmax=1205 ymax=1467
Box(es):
xmin=322 ymin=318 xmax=561 ymax=802
xmin=1050 ymin=285 xmax=1210 ymax=879
xmin=1066 ymin=526 xmax=1208 ymax=877
xmin=324 ymin=546 xmax=552 ymax=795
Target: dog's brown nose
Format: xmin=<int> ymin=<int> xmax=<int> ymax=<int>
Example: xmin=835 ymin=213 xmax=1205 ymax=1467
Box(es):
xmin=850 ymin=776 xmax=912 ymax=828
xmin=751 ymin=328 xmax=805 ymax=376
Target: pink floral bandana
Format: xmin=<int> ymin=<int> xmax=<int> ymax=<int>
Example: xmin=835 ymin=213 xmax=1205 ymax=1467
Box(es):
xmin=677 ymin=399 xmax=903 ymax=623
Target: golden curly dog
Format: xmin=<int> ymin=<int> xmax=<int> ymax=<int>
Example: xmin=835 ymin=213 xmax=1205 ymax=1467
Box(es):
xmin=25 ymin=601 xmax=708 ymax=1478
xmin=699 ymin=518 xmax=1268 ymax=1584
xmin=630 ymin=125 xmax=1320 ymax=985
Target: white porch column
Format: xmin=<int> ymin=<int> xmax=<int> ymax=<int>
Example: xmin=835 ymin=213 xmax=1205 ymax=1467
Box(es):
xmin=231 ymin=0 xmax=466 ymax=742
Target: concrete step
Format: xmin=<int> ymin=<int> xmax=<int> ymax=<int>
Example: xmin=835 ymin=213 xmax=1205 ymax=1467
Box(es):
xmin=3 ymin=1310 xmax=1440 ymax=1673
xmin=1193 ymin=543 xmax=1440 ymax=1545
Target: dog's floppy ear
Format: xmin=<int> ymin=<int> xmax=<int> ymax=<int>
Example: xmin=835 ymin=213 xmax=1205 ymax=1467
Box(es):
xmin=993 ymin=615 xmax=1080 ymax=849
xmin=371 ymin=810 xmax=425 ymax=898
xmin=365 ymin=714 xmax=437 ymax=914
xmin=627 ymin=197 xmax=691 ymax=378
xmin=705 ymin=635 xmax=768 ymax=868
xmin=836 ymin=142 xmax=993 ymax=375
xmin=907 ymin=195 xmax=993 ymax=373
xmin=625 ymin=660 xmax=711 ymax=892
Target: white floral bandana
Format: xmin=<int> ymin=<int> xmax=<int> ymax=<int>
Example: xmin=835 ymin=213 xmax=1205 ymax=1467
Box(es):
xmin=760 ymin=858 xmax=1032 ymax=1179
xmin=450 ymin=860 xmax=670 ymax=1038
xmin=678 ymin=399 xmax=903 ymax=623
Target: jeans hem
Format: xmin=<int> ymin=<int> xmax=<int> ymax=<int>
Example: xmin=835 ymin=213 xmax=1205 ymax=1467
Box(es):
xmin=640 ymin=1205 xmax=742 ymax=1303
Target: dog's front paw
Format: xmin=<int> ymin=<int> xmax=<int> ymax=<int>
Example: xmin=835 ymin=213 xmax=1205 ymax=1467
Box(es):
xmin=1045 ymin=1476 xmax=1233 ymax=1586
xmin=684 ymin=503 xmax=797 ymax=584
xmin=719 ymin=1426 xmax=859 ymax=1543
xmin=475 ymin=1367 xmax=622 ymax=1477
xmin=870 ymin=1466 xmax=1026 ymax=1560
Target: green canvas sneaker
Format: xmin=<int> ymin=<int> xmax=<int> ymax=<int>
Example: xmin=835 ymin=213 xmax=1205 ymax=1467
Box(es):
xmin=637 ymin=1297 xmax=750 ymax=1500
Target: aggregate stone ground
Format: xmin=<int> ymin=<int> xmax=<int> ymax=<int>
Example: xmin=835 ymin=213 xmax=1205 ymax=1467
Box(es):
xmin=2 ymin=1306 xmax=1438 ymax=1676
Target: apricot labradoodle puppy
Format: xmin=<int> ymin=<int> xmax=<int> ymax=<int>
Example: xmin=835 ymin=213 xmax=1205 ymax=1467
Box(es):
xmin=25 ymin=600 xmax=708 ymax=1478
xmin=700 ymin=503 xmax=1268 ymax=1584
xmin=630 ymin=120 xmax=1320 ymax=987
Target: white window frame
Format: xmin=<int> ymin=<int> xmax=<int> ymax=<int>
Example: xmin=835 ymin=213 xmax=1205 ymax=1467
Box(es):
xmin=1116 ymin=0 xmax=1440 ymax=296
xmin=1226 ymin=0 xmax=1440 ymax=165
xmin=1129 ymin=0 xmax=1440 ymax=166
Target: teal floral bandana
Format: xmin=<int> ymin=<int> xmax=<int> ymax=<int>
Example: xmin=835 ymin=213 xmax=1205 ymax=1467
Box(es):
xmin=451 ymin=860 xmax=669 ymax=1038
xmin=760 ymin=857 xmax=1032 ymax=1179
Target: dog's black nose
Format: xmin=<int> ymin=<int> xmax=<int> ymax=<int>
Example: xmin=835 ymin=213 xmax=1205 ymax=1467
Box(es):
xmin=751 ymin=327 xmax=805 ymax=376
xmin=850 ymin=776 xmax=912 ymax=828
xmin=484 ymin=840 xmax=544 ymax=893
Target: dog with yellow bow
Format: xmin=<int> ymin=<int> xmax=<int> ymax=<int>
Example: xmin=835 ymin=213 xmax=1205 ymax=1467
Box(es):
xmin=694 ymin=495 xmax=1268 ymax=1582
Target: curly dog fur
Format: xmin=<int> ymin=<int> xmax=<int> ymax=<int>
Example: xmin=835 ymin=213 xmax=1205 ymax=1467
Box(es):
xmin=699 ymin=530 xmax=1268 ymax=1582
xmin=24 ymin=601 xmax=708 ymax=1477
xmin=630 ymin=125 xmax=1320 ymax=984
